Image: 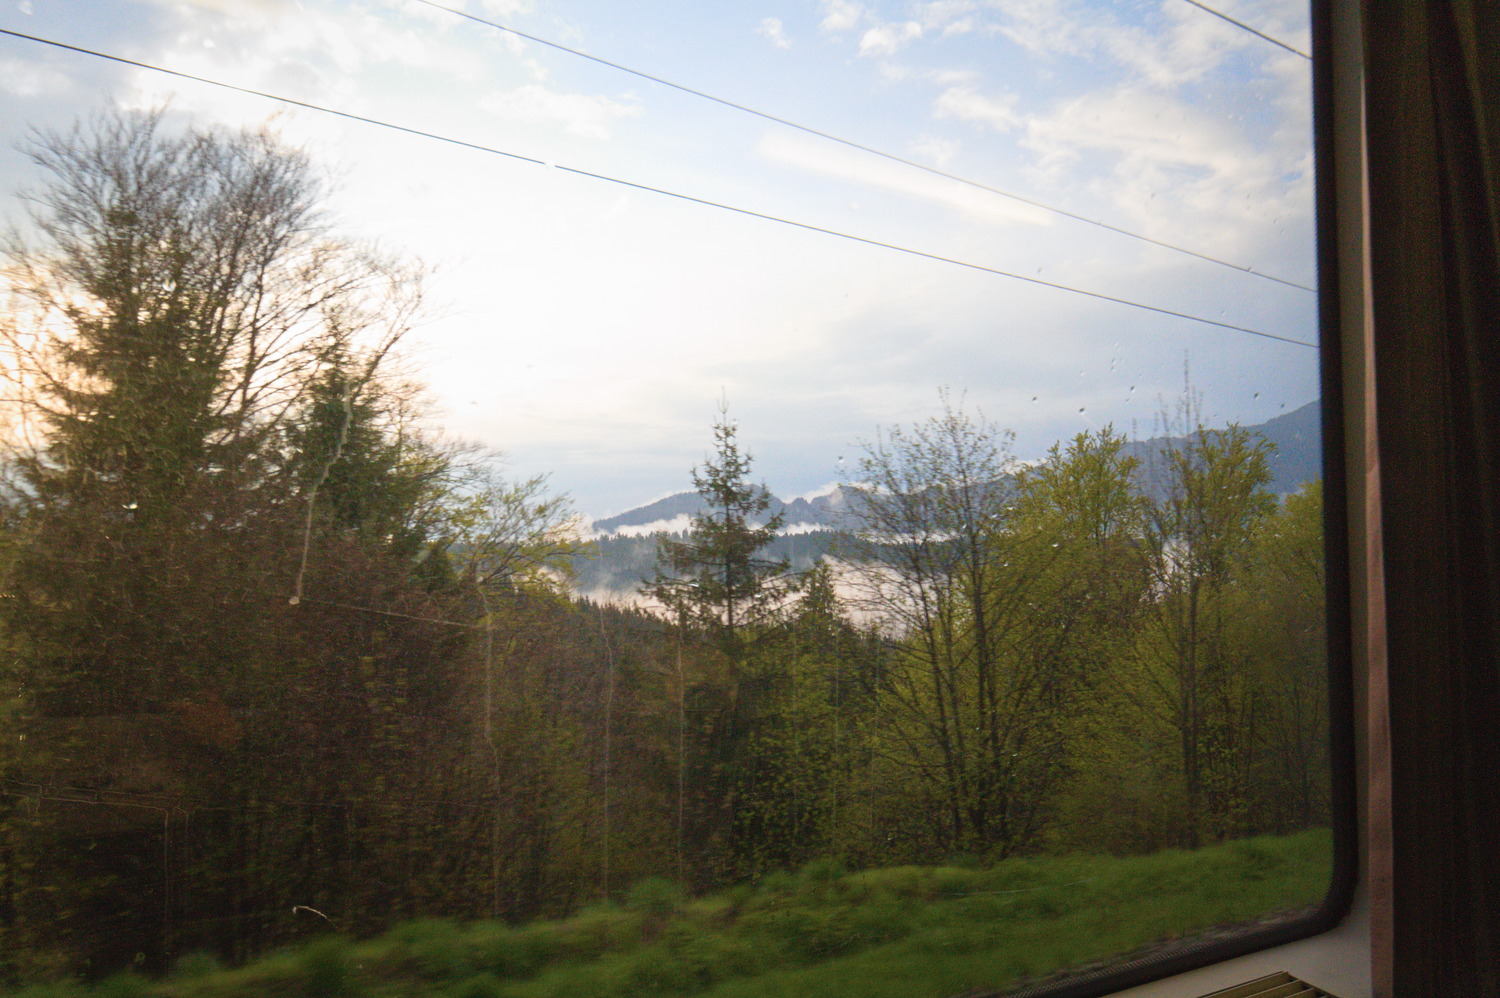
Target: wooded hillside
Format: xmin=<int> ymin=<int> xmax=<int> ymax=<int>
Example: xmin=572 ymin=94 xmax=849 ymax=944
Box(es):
xmin=0 ymin=111 xmax=1330 ymax=985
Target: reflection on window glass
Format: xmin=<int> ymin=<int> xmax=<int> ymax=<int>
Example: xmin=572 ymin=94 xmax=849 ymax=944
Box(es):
xmin=0 ymin=0 xmax=1330 ymax=994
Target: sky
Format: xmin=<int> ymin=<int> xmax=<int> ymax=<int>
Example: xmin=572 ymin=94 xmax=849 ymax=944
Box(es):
xmin=0 ymin=0 xmax=1319 ymax=519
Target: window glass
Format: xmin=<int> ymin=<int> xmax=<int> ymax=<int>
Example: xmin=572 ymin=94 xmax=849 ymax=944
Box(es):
xmin=0 ymin=1 xmax=1333 ymax=994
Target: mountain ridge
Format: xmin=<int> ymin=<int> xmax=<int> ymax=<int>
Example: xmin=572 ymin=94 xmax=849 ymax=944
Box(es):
xmin=591 ymin=399 xmax=1322 ymax=535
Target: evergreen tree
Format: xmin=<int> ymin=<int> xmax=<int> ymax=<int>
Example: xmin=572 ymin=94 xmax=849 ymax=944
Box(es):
xmin=2 ymin=109 xmax=333 ymax=715
xmin=641 ymin=406 xmax=798 ymax=881
xmin=0 ymin=108 xmax=461 ymax=975
xmin=645 ymin=405 xmax=795 ymax=659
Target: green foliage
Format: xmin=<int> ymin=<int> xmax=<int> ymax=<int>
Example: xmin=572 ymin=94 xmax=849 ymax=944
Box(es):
xmin=297 ymin=936 xmax=351 ymax=998
xmin=851 ymin=398 xmax=1136 ymax=858
xmin=0 ymin=112 xmax=1331 ymax=985
xmin=92 ymin=974 xmax=149 ymax=998
xmin=168 ymin=952 xmax=223 ymax=981
xmin=644 ymin=406 xmax=794 ymax=646
xmin=797 ymin=857 xmax=846 ymax=885
xmin=445 ymin=974 xmax=506 ymax=998
xmin=0 ymin=107 xmax=588 ymax=981
xmin=626 ymin=877 xmax=684 ymax=917
xmin=1136 ymin=422 xmax=1286 ymax=844
xmin=2 ymin=983 xmax=79 ymax=998
xmin=387 ymin=919 xmax=472 ymax=981
xmin=755 ymin=870 xmax=796 ymax=894
xmin=476 ymin=929 xmax=557 ymax=981
xmin=0 ymin=832 xmax=1333 ymax=998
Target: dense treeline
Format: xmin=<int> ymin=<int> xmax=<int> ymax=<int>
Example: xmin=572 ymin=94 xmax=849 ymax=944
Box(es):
xmin=0 ymin=111 xmax=1329 ymax=985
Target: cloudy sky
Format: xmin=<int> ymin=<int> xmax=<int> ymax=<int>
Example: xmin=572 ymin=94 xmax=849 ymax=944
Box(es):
xmin=0 ymin=0 xmax=1318 ymax=517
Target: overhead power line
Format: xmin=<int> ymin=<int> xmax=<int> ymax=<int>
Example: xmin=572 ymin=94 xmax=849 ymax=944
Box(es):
xmin=0 ymin=27 xmax=1315 ymax=349
xmin=1177 ymin=0 xmax=1311 ymax=59
xmin=413 ymin=0 xmax=1315 ymax=294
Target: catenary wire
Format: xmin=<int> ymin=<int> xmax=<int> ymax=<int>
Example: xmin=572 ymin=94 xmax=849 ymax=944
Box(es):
xmin=412 ymin=0 xmax=1315 ymax=294
xmin=0 ymin=27 xmax=1315 ymax=349
xmin=1176 ymin=0 xmax=1311 ymax=59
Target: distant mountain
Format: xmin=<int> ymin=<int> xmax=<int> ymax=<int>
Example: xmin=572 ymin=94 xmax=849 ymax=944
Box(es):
xmin=573 ymin=401 xmax=1326 ymax=599
xmin=1119 ymin=399 xmax=1322 ymax=498
xmin=1250 ymin=400 xmax=1324 ymax=493
xmin=593 ymin=483 xmax=865 ymax=535
xmin=592 ymin=491 xmax=710 ymax=534
xmin=591 ymin=400 xmax=1324 ymax=537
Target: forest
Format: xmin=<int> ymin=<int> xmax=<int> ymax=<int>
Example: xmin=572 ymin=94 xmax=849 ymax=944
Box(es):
xmin=0 ymin=110 xmax=1329 ymax=985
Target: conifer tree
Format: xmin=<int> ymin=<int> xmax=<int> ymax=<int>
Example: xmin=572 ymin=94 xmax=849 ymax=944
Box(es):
xmin=645 ymin=405 xmax=794 ymax=659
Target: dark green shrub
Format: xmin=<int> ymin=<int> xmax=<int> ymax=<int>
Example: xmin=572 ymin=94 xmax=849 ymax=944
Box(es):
xmin=723 ymin=884 xmax=755 ymax=908
xmin=1228 ymin=837 xmax=1277 ymax=880
xmin=624 ymin=929 xmax=761 ymax=995
xmin=387 ymin=918 xmax=471 ymax=981
xmin=849 ymin=893 xmax=915 ymax=945
xmin=8 ymin=982 xmax=84 ymax=998
xmin=625 ymin=876 xmax=682 ymax=917
xmin=798 ymin=856 xmax=847 ymax=885
xmin=478 ymin=928 xmax=556 ymax=980
xmin=741 ymin=904 xmax=856 ymax=961
xmin=446 ymin=972 xmax=505 ymax=998
xmin=93 ymin=972 xmax=148 ymax=998
xmin=299 ymin=935 xmax=351 ymax=998
xmin=626 ymin=943 xmax=697 ymax=994
xmin=755 ymin=869 xmax=796 ymax=894
xmin=169 ymin=950 xmax=223 ymax=980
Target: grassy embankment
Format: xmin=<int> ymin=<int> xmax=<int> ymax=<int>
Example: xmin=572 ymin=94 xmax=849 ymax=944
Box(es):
xmin=6 ymin=828 xmax=1333 ymax=998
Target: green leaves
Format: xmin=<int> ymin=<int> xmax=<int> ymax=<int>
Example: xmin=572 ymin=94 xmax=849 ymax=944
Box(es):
xmin=645 ymin=408 xmax=794 ymax=645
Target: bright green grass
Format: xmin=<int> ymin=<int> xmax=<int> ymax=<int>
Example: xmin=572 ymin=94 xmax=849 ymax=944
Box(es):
xmin=3 ymin=829 xmax=1333 ymax=998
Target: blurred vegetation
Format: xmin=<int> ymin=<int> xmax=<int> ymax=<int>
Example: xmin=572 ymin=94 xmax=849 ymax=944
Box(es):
xmin=0 ymin=830 xmax=1331 ymax=998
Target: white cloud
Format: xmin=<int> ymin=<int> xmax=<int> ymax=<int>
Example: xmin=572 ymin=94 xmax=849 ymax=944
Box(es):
xmin=758 ymin=17 xmax=791 ymax=50
xmin=604 ymin=514 xmax=695 ymax=538
xmin=1102 ymin=1 xmax=1244 ymax=88
xmin=0 ymin=56 xmax=73 ymax=98
xmin=859 ymin=20 xmax=923 ymax=56
xmin=759 ymin=129 xmax=1050 ymax=226
xmin=1017 ymin=86 xmax=1309 ymax=259
xmin=479 ymin=84 xmax=640 ymax=140
xmin=979 ymin=0 xmax=1265 ymax=86
xmin=933 ymin=84 xmax=1019 ymax=132
xmin=170 ymin=0 xmax=292 ymax=13
xmin=910 ymin=135 xmax=960 ymax=168
xmin=989 ymin=0 xmax=1088 ymax=58
xmin=913 ymin=0 xmax=979 ymax=33
xmin=789 ymin=481 xmax=843 ymax=502
xmin=820 ymin=0 xmax=865 ymax=32
xmin=478 ymin=0 xmax=533 ymax=15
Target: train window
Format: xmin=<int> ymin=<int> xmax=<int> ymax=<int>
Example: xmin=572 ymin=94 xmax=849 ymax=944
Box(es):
xmin=0 ymin=1 xmax=1351 ymax=995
